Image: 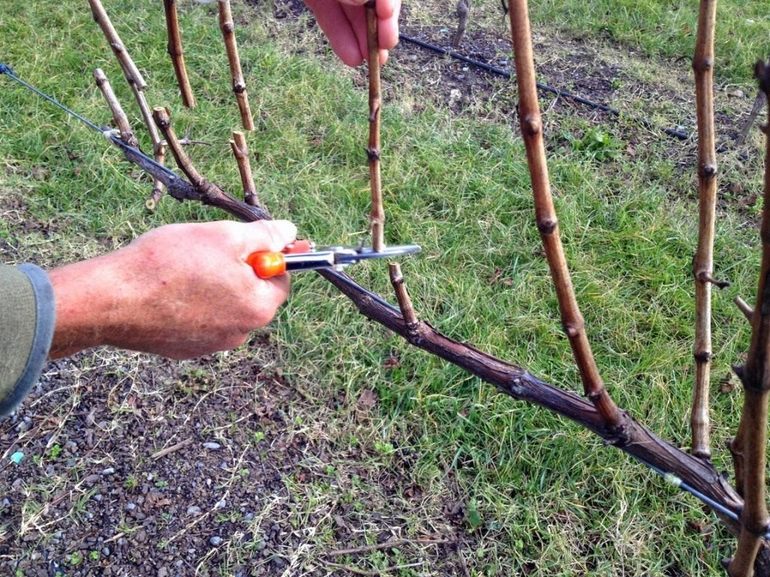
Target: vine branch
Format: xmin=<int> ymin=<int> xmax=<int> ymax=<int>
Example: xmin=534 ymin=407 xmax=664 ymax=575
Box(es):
xmin=366 ymin=1 xmax=385 ymax=251
xmin=93 ymin=68 xmax=138 ymax=148
xmin=163 ymin=0 xmax=195 ymax=108
xmin=728 ymin=59 xmax=770 ymax=577
xmin=691 ymin=0 xmax=719 ymax=459
xmin=507 ymin=0 xmax=622 ymax=431
xmin=229 ymin=131 xmax=259 ymax=206
xmin=218 ymin=0 xmax=254 ymax=131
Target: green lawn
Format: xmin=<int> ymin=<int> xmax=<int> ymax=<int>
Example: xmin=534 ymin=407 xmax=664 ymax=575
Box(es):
xmin=1 ymin=0 xmax=769 ymax=575
xmin=532 ymin=0 xmax=769 ymax=85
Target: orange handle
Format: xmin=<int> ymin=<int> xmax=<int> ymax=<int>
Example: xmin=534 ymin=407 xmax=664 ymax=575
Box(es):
xmin=248 ymin=251 xmax=286 ymax=279
xmin=247 ymin=239 xmax=313 ymax=279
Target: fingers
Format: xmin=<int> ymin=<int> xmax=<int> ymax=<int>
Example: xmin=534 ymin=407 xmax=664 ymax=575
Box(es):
xmin=238 ymin=220 xmax=297 ymax=254
xmin=304 ymin=0 xmax=400 ymax=67
xmin=376 ymin=0 xmax=401 ymax=50
xmin=341 ymin=3 xmax=368 ymax=64
xmin=343 ymin=0 xmax=400 ymax=61
xmin=305 ymin=0 xmax=364 ymax=66
xmin=251 ymin=270 xmax=291 ymax=326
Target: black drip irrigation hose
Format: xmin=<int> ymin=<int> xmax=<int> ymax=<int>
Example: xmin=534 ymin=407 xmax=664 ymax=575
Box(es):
xmin=399 ymin=33 xmax=690 ymax=141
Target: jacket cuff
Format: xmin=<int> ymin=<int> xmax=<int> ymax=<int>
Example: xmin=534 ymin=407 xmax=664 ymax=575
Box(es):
xmin=0 ymin=264 xmax=56 ymax=416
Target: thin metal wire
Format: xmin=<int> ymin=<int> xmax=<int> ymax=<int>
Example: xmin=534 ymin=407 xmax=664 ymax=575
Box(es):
xmin=1 ymin=62 xmax=103 ymax=133
xmin=1 ymin=61 xmax=183 ymax=184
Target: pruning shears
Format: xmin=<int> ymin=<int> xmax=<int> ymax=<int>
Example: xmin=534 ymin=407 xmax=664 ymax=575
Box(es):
xmin=248 ymin=242 xmax=421 ymax=279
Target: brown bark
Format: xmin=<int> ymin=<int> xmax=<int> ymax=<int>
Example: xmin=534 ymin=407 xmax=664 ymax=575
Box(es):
xmin=366 ymin=1 xmax=385 ymax=251
xmin=93 ymin=68 xmax=138 ymax=148
xmin=691 ymin=0 xmax=719 ymax=459
xmin=229 ymin=131 xmax=259 ymax=206
xmin=163 ymin=0 xmax=195 ymax=108
xmin=507 ymin=0 xmax=622 ymax=431
xmin=218 ymin=0 xmax=254 ymax=131
xmin=728 ymin=61 xmax=770 ymax=577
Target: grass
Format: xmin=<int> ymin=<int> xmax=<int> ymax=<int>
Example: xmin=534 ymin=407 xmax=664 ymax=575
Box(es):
xmin=533 ymin=0 xmax=769 ymax=86
xmin=0 ymin=0 xmax=768 ymax=575
xmin=406 ymin=0 xmax=770 ymax=86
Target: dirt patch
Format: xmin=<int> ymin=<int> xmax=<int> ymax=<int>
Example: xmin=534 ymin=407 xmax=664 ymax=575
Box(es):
xmin=1 ymin=346 xmax=295 ymax=576
xmin=0 ymin=189 xmax=56 ymax=240
xmin=0 ymin=345 xmax=469 ymax=576
xmin=0 ymin=344 xmax=472 ymax=577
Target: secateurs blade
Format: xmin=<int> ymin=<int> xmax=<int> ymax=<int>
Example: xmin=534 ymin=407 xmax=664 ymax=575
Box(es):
xmin=248 ymin=242 xmax=421 ymax=279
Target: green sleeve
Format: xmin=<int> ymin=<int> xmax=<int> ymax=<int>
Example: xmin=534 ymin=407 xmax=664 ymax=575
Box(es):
xmin=0 ymin=263 xmax=55 ymax=416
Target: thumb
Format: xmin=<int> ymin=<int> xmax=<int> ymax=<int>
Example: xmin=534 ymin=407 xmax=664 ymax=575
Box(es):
xmin=240 ymin=220 xmax=298 ymax=254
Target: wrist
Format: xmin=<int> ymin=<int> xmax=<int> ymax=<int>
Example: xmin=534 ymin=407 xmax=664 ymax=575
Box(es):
xmin=48 ymin=249 xmax=138 ymax=358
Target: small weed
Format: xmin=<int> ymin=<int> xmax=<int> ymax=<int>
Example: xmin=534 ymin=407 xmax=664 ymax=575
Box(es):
xmin=160 ymin=512 xmax=174 ymax=527
xmin=117 ymin=522 xmax=139 ymax=536
xmin=47 ymin=444 xmax=62 ymax=460
xmin=466 ymin=500 xmax=484 ymax=532
xmin=89 ymin=550 xmax=100 ymax=561
xmin=373 ymin=441 xmax=395 ymax=456
xmin=252 ymin=431 xmax=265 ymax=443
xmin=67 ymin=551 xmax=83 ymax=566
xmin=182 ymin=367 xmax=210 ymax=383
xmin=567 ymin=128 xmax=622 ymax=161
xmin=123 ymin=474 xmax=139 ymax=490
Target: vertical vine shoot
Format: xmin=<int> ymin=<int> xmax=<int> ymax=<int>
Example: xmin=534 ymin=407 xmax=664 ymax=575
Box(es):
xmin=366 ymin=1 xmax=385 ymax=251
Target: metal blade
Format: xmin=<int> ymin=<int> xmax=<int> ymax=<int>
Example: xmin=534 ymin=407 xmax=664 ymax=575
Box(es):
xmin=337 ymin=245 xmax=421 ymax=265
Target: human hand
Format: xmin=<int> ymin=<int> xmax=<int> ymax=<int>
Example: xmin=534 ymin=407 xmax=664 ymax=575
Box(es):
xmin=303 ymin=0 xmax=401 ymax=67
xmin=49 ymin=220 xmax=296 ymax=360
